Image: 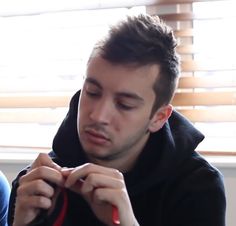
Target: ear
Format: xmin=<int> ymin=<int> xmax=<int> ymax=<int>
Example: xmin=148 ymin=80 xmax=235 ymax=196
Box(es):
xmin=148 ymin=104 xmax=173 ymax=133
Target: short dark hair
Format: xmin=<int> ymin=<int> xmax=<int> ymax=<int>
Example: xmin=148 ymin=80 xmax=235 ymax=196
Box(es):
xmin=92 ymin=14 xmax=180 ymax=114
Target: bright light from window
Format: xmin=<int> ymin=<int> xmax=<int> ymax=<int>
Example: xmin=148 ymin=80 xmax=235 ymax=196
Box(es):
xmin=193 ymin=1 xmax=236 ymax=153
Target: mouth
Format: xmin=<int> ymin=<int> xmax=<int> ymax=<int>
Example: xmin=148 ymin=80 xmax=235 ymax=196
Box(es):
xmin=84 ymin=129 xmax=110 ymax=145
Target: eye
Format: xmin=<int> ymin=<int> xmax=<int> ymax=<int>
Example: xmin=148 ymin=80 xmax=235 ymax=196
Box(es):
xmin=84 ymin=84 xmax=101 ymax=98
xmin=116 ymin=102 xmax=136 ymax=111
xmin=85 ymin=89 xmax=100 ymax=97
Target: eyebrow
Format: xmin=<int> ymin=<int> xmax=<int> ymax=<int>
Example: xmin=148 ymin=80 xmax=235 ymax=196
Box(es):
xmin=85 ymin=77 xmax=102 ymax=89
xmin=85 ymin=77 xmax=144 ymax=103
xmin=116 ymin=92 xmax=144 ymax=103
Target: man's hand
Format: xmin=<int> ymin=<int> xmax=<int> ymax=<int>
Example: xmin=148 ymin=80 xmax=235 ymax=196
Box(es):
xmin=62 ymin=163 xmax=138 ymax=226
xmin=13 ymin=153 xmax=65 ymax=226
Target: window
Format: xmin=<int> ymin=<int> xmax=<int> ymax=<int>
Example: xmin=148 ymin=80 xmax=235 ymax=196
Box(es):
xmin=1 ymin=0 xmax=235 ymax=159
xmin=192 ymin=1 xmax=236 ymax=154
xmin=147 ymin=0 xmax=236 ymax=155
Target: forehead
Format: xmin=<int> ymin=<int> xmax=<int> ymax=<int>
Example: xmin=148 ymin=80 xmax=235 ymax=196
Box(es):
xmin=86 ymin=56 xmax=160 ymax=94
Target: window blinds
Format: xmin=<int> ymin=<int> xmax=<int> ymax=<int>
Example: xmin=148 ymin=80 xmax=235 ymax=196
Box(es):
xmin=147 ymin=0 xmax=236 ymax=155
xmin=0 ymin=0 xmax=235 ymax=155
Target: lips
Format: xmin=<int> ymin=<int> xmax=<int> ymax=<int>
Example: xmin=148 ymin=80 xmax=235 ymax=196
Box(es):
xmin=84 ymin=129 xmax=110 ymax=145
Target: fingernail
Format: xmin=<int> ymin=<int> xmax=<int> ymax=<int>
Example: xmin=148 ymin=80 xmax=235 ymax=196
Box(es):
xmin=61 ymin=167 xmax=74 ymax=172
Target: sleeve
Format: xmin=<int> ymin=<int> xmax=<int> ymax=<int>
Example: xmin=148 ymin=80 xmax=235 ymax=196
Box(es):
xmin=7 ymin=168 xmax=28 ymax=226
xmin=0 ymin=171 xmax=11 ymax=226
xmin=165 ymin=162 xmax=226 ymax=226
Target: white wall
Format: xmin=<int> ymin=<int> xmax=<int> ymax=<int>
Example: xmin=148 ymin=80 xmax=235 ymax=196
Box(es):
xmin=1 ymin=161 xmax=236 ymax=226
xmin=220 ymin=167 xmax=236 ymax=226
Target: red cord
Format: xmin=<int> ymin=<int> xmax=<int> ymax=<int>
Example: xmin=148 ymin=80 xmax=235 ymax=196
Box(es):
xmin=112 ymin=205 xmax=120 ymax=225
xmin=53 ymin=189 xmax=68 ymax=226
xmin=52 ymin=189 xmax=120 ymax=226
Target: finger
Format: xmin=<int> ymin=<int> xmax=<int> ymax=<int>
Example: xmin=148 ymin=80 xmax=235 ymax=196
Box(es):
xmin=16 ymin=194 xmax=52 ymax=210
xmin=80 ymin=173 xmax=124 ymax=194
xmin=30 ymin=153 xmax=61 ymax=171
xmin=64 ymin=179 xmax=84 ymax=194
xmin=17 ymin=179 xmax=55 ymax=198
xmin=64 ymin=163 xmax=123 ymax=188
xmin=92 ymin=187 xmax=126 ymax=206
xmin=93 ymin=188 xmax=132 ymax=225
xmin=20 ymin=166 xmax=65 ymax=187
xmin=51 ymin=162 xmax=62 ymax=171
xmin=61 ymin=167 xmax=74 ymax=178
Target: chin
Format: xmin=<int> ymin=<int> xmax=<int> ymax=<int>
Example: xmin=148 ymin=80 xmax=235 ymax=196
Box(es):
xmin=83 ymin=145 xmax=109 ymax=158
xmin=87 ymin=152 xmax=112 ymax=161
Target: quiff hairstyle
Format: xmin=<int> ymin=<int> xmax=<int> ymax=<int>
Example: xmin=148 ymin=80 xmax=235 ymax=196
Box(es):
xmin=91 ymin=14 xmax=180 ymax=115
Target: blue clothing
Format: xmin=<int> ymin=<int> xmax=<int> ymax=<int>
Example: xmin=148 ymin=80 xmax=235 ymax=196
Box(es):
xmin=0 ymin=171 xmax=10 ymax=226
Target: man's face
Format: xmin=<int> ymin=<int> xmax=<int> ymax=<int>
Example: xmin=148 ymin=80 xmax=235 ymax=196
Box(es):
xmin=77 ymin=55 xmax=160 ymax=162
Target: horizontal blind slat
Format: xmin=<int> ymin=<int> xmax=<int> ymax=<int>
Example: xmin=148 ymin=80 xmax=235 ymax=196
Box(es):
xmin=181 ymin=61 xmax=236 ymax=72
xmin=154 ymin=0 xmax=227 ymax=4
xmin=0 ymin=109 xmax=66 ymax=123
xmin=172 ymin=92 xmax=236 ymax=106
xmin=177 ymin=45 xmax=196 ymax=54
xmin=178 ymin=76 xmax=236 ymax=88
xmin=178 ymin=108 xmax=236 ymax=122
xmin=159 ymin=12 xmax=225 ymax=21
xmin=0 ymin=93 xmax=71 ymax=108
xmin=174 ymin=29 xmax=194 ymax=37
xmin=0 ymin=79 xmax=81 ymax=93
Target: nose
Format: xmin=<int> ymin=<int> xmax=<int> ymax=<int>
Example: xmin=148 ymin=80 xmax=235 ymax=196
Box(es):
xmin=89 ymin=98 xmax=112 ymax=124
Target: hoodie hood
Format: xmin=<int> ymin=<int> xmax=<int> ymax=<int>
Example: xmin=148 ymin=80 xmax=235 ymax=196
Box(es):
xmin=52 ymin=90 xmax=204 ymax=192
xmin=52 ymin=90 xmax=87 ymax=167
xmin=123 ymin=109 xmax=205 ymax=195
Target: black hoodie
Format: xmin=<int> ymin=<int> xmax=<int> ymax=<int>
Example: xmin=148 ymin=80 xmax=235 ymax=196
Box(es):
xmin=8 ymin=90 xmax=226 ymax=226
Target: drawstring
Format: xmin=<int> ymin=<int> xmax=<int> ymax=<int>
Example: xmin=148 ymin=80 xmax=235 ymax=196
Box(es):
xmin=53 ymin=189 xmax=68 ymax=226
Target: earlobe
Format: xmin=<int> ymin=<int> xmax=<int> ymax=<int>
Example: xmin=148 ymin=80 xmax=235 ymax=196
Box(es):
xmin=148 ymin=105 xmax=173 ymax=133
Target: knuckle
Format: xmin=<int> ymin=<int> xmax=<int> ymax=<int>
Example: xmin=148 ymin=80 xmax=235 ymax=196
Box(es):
xmin=36 ymin=166 xmax=46 ymax=177
xmin=16 ymin=185 xmax=24 ymax=196
xmin=93 ymin=188 xmax=103 ymax=201
xmin=119 ymin=188 xmax=128 ymax=201
xmin=83 ymin=163 xmax=95 ymax=172
xmin=113 ymin=169 xmax=124 ymax=179
xmin=15 ymin=196 xmax=27 ymax=209
xmin=34 ymin=180 xmax=54 ymax=197
xmin=37 ymin=153 xmax=49 ymax=161
xmin=86 ymin=174 xmax=94 ymax=183
xmin=37 ymin=196 xmax=51 ymax=208
xmin=34 ymin=179 xmax=44 ymax=190
xmin=18 ymin=175 xmax=26 ymax=185
xmin=117 ymin=179 xmax=125 ymax=188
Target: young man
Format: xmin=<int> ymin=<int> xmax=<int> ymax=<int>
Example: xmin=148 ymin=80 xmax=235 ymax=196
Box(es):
xmin=8 ymin=14 xmax=226 ymax=226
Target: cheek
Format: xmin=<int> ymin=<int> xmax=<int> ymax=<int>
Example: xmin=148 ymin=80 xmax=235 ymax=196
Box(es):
xmin=79 ymin=95 xmax=91 ymax=114
xmin=117 ymin=113 xmax=151 ymax=132
xmin=77 ymin=98 xmax=89 ymax=127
